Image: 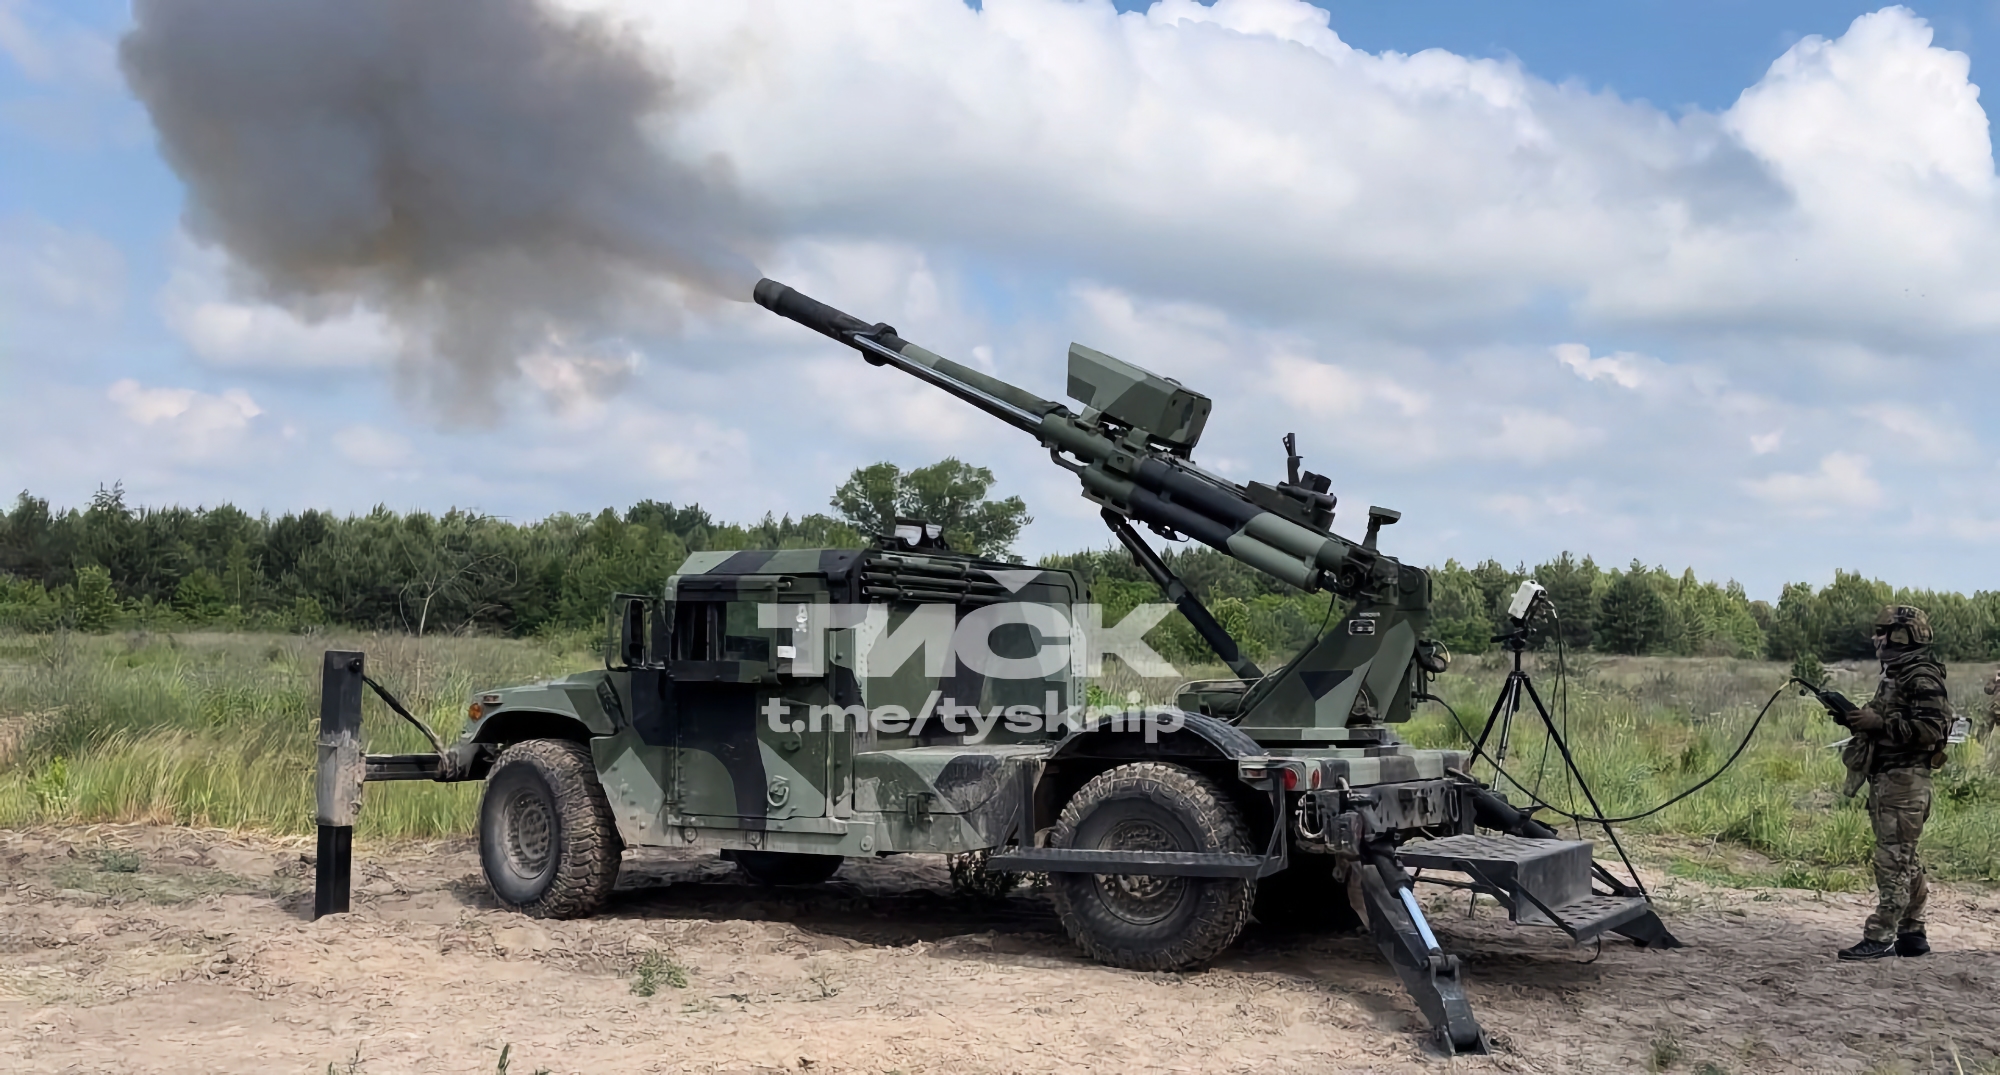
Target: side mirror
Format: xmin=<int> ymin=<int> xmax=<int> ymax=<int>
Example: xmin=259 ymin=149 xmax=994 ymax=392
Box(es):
xmin=611 ymin=595 xmax=650 ymax=668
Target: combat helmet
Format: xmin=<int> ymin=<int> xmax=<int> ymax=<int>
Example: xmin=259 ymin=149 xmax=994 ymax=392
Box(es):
xmin=1872 ymin=604 xmax=1933 ymax=651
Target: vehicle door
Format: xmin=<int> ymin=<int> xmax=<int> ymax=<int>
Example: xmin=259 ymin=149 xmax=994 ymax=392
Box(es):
xmin=669 ymin=578 xmax=839 ymax=822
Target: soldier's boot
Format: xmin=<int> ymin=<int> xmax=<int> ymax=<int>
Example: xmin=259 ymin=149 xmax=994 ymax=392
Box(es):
xmin=1895 ymin=930 xmax=1930 ymax=957
xmin=1837 ymin=938 xmax=1898 ymax=961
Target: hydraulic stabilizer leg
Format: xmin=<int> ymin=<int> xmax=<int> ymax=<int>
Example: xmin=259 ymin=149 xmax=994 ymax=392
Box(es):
xmin=1359 ymin=851 xmax=1489 ymax=1055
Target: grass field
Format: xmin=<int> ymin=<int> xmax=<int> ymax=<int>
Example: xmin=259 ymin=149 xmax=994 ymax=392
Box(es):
xmin=0 ymin=629 xmax=595 ymax=839
xmin=1 ymin=630 xmax=1994 ymax=886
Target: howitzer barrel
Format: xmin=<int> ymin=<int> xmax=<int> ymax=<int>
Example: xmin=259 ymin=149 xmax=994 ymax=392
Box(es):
xmin=753 ymin=277 xmax=1380 ymax=597
xmin=755 ymin=278 xmax=1061 ymax=433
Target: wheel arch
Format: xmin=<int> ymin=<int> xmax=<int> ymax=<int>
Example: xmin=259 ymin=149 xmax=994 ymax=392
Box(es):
xmin=1034 ymin=711 xmax=1274 ymax=847
xmin=464 ymin=710 xmax=598 ymax=779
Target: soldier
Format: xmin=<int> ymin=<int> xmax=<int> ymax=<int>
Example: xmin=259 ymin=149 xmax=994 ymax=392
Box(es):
xmin=1836 ymin=605 xmax=1954 ymax=961
xmin=1981 ymin=669 xmax=2000 ymax=766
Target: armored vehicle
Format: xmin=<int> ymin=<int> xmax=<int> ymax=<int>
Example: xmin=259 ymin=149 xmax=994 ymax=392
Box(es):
xmin=329 ymin=280 xmax=1677 ymax=1054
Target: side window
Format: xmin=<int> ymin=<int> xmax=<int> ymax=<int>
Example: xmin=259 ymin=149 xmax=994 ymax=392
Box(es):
xmin=676 ymin=601 xmax=720 ymax=661
xmin=674 ymin=600 xmax=772 ymax=663
xmin=721 ymin=602 xmax=771 ymax=663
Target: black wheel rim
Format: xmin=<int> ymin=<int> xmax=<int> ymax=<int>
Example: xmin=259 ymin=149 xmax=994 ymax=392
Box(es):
xmin=502 ymin=786 xmax=554 ymax=879
xmin=1092 ymin=816 xmax=1187 ymax=925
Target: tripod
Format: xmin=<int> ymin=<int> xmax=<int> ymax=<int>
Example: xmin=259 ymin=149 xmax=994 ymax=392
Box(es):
xmin=1468 ymin=622 xmax=1652 ymax=901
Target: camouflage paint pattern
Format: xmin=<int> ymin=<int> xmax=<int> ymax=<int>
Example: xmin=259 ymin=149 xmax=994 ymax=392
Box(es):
xmin=471 ymin=545 xmax=1080 ymax=857
xmin=1862 ymin=766 xmax=1932 ymax=942
xmin=1065 ymin=342 xmax=1211 ymax=452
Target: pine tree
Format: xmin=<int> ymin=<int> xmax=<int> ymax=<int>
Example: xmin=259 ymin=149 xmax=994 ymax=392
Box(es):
xmin=70 ymin=564 xmax=120 ymax=632
xmin=1595 ymin=562 xmax=1666 ymax=655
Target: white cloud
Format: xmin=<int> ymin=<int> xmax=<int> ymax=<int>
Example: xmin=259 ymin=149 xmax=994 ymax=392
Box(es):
xmin=0 ymin=0 xmax=114 ymax=86
xmin=1743 ymin=451 xmax=1885 ymax=515
xmin=1554 ymin=343 xmax=1647 ymax=389
xmin=1750 ymin=430 xmax=1783 ymax=455
xmin=332 ymin=425 xmax=412 ymax=469
xmin=106 ymin=378 xmax=263 ymax=461
xmin=1269 ymin=354 xmax=1430 ymax=419
xmin=159 ymin=238 xmax=397 ymax=370
xmin=518 ymin=345 xmax=641 ymax=423
xmin=1483 ymin=490 xmax=1589 ymax=525
xmin=0 ymin=217 xmax=125 ymax=318
xmin=591 ymin=1 xmax=2000 ymax=345
xmin=636 ymin=417 xmax=750 ymax=483
xmin=1487 ymin=409 xmax=1600 ymax=463
xmin=1859 ymin=403 xmax=1971 ymax=461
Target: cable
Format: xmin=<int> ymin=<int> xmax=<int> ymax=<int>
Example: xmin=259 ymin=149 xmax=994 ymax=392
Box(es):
xmin=1427 ymin=681 xmax=1790 ymax=827
xmin=1553 ymin=612 xmax=1583 ymax=840
xmin=361 ymin=673 xmax=446 ymax=755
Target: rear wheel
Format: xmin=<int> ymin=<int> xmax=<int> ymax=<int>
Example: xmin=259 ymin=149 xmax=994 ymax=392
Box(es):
xmin=1048 ymin=762 xmax=1256 ymax=970
xmin=479 ymin=739 xmax=621 ymax=918
xmin=724 ymin=849 xmax=844 ymax=886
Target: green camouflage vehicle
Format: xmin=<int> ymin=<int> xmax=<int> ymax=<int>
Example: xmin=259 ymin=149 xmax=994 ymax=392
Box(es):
xmin=337 ymin=280 xmax=1679 ymax=1055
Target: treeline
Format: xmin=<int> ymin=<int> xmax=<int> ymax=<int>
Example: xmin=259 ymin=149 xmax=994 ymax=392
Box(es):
xmin=0 ymin=486 xmax=863 ymax=636
xmin=4 ymin=486 xmax=1997 ymax=664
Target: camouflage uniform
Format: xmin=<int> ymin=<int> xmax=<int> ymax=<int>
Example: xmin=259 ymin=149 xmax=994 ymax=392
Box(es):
xmin=1980 ymin=670 xmax=2000 ymax=769
xmin=1843 ymin=607 xmax=1952 ymax=955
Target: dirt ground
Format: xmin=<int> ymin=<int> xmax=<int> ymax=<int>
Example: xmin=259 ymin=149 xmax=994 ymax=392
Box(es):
xmin=0 ymin=826 xmax=1995 ymax=1074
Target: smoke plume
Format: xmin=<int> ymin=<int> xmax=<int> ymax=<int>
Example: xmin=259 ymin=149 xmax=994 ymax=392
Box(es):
xmin=120 ymin=0 xmax=760 ymax=405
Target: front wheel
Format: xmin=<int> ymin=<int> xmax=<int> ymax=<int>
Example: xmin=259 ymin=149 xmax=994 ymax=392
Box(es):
xmin=479 ymin=739 xmax=621 ymax=918
xmin=1048 ymin=762 xmax=1256 ymax=971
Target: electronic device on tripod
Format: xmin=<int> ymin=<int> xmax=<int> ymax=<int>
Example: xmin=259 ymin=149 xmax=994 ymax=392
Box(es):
xmin=1465 ymin=579 xmax=1653 ymax=903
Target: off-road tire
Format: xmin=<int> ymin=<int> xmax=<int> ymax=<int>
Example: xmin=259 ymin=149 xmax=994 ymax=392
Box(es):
xmin=1253 ymin=854 xmax=1365 ymax=932
xmin=724 ymin=850 xmax=844 ymax=886
xmin=1048 ymin=762 xmax=1256 ymax=971
xmin=479 ymin=739 xmax=621 ymax=918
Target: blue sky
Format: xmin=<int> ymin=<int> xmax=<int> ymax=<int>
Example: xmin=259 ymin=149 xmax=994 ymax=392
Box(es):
xmin=4 ymin=0 xmax=2000 ymax=598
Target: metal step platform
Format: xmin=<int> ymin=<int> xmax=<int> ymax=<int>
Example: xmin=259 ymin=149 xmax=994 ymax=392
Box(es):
xmin=1398 ymin=833 xmax=1654 ymax=945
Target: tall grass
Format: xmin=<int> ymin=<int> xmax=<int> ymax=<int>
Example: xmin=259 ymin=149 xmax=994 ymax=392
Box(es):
xmin=0 ymin=629 xmax=593 ymax=838
xmin=1 ymin=632 xmax=1994 ymax=882
xmin=1403 ymin=652 xmax=2000 ymax=884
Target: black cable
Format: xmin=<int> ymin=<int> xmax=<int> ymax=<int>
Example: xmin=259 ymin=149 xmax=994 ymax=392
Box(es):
xmin=361 ymin=673 xmax=446 ymax=755
xmin=1553 ymin=612 xmax=1582 ymax=841
xmin=1427 ymin=681 xmax=1789 ymax=826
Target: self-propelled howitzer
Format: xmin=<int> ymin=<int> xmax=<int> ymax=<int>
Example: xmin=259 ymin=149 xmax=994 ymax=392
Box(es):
xmin=753 ymin=278 xmax=1680 ymax=1054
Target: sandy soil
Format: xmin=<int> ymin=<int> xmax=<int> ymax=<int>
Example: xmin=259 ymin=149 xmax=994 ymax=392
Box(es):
xmin=1 ymin=826 xmax=1995 ymax=1074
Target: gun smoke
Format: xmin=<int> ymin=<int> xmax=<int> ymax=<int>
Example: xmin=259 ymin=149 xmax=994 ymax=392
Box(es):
xmin=120 ymin=0 xmax=761 ymax=406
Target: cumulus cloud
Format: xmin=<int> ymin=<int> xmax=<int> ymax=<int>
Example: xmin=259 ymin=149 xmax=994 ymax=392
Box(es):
xmin=106 ymin=378 xmax=263 ymax=460
xmin=332 ymin=425 xmax=412 ymax=469
xmin=1743 ymin=452 xmax=1885 ymax=515
xmin=592 ymin=0 xmax=2000 ymax=347
xmin=1554 ymin=343 xmax=1647 ymax=389
xmin=1487 ymin=409 xmax=1601 ymax=463
xmin=1859 ymin=403 xmax=1973 ymax=461
xmin=160 ymin=238 xmax=395 ymax=369
xmin=1271 ymin=354 xmax=1430 ymax=419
